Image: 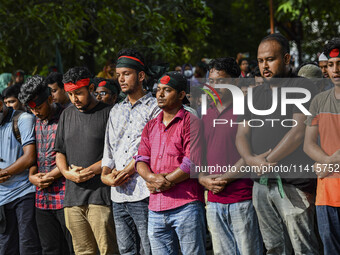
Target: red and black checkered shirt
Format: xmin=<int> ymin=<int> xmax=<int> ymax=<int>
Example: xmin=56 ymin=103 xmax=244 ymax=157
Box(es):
xmin=35 ymin=105 xmax=65 ymax=210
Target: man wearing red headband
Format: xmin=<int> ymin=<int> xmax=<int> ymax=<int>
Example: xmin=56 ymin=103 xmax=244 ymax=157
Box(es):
xmin=101 ymin=49 xmax=159 ymax=255
xmin=93 ymin=77 xmax=120 ymax=105
xmin=304 ymin=37 xmax=340 ymax=254
xmin=19 ymin=75 xmax=73 ymax=254
xmin=135 ymin=71 xmax=206 ymax=254
xmin=54 ymin=67 xmax=117 ymax=254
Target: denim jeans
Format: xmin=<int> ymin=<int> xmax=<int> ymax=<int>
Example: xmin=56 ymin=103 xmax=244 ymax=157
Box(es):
xmin=148 ymin=201 xmax=206 ymax=255
xmin=0 ymin=193 xmax=41 ymax=255
xmin=112 ymin=198 xmax=151 ymax=255
xmin=253 ymin=181 xmax=319 ymax=255
xmin=206 ymin=200 xmax=263 ymax=255
xmin=316 ymin=205 xmax=340 ymax=254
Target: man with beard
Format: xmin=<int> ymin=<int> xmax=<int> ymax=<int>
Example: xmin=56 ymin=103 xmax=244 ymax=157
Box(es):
xmin=236 ymin=33 xmax=319 ymax=254
xmin=135 ymin=71 xmax=206 ymax=255
xmin=54 ymin=67 xmax=117 ymax=254
xmin=101 ymin=49 xmax=160 ymax=255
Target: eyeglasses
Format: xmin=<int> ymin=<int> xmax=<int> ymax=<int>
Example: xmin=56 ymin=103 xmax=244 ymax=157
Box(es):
xmin=94 ymin=91 xmax=111 ymax=97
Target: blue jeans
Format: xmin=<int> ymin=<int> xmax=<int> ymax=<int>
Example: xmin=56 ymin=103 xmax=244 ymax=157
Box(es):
xmin=253 ymin=182 xmax=319 ymax=255
xmin=316 ymin=205 xmax=340 ymax=254
xmin=148 ymin=201 xmax=206 ymax=255
xmin=0 ymin=193 xmax=41 ymax=255
xmin=206 ymin=200 xmax=263 ymax=255
xmin=112 ymin=198 xmax=151 ymax=255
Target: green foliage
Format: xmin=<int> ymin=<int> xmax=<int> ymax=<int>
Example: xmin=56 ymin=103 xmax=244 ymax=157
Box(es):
xmin=0 ymin=0 xmax=212 ymax=74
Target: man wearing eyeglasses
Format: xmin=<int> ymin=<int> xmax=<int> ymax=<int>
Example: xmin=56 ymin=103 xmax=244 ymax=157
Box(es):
xmin=93 ymin=78 xmax=121 ymax=106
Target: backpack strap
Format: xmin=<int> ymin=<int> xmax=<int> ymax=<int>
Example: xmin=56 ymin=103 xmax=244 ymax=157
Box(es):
xmin=12 ymin=110 xmax=24 ymax=144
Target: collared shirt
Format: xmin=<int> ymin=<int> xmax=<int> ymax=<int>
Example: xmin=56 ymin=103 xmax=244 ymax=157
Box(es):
xmin=135 ymin=107 xmax=204 ymax=212
xmin=102 ymin=92 xmax=161 ymax=203
xmin=0 ymin=109 xmax=35 ymax=206
xmin=202 ymin=103 xmax=253 ymax=204
xmin=35 ymin=105 xmax=65 ymax=210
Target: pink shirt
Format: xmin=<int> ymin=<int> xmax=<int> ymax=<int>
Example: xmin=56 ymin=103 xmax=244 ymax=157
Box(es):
xmin=135 ymin=107 xmax=204 ymax=212
xmin=202 ymin=104 xmax=253 ymax=204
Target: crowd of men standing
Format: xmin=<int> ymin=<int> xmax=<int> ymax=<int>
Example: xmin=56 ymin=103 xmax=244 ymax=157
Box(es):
xmin=0 ymin=33 xmax=339 ymax=255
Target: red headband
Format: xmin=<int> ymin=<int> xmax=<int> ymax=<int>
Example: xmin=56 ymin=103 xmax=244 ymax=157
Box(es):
xmin=98 ymin=81 xmax=107 ymax=87
xmin=64 ymin=78 xmax=90 ymax=92
xmin=329 ymin=48 xmax=340 ymax=59
xmin=118 ymin=56 xmax=145 ymax=66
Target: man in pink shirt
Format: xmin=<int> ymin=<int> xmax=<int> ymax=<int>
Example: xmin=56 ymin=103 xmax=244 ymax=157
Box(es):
xmin=199 ymin=57 xmax=263 ymax=255
xmin=135 ymin=71 xmax=206 ymax=255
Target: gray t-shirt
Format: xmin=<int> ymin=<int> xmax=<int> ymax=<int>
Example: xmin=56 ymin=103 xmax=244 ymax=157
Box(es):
xmin=54 ymin=102 xmax=112 ymax=207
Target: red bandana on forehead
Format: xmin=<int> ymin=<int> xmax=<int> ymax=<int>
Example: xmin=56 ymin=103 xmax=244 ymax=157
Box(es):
xmin=329 ymin=48 xmax=340 ymax=58
xmin=160 ymin=75 xmax=171 ymax=85
xmin=98 ymin=81 xmax=107 ymax=87
xmin=28 ymin=101 xmax=36 ymax=108
xmin=64 ymin=78 xmax=90 ymax=92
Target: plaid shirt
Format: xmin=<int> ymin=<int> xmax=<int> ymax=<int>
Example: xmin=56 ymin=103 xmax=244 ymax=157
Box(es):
xmin=35 ymin=105 xmax=65 ymax=210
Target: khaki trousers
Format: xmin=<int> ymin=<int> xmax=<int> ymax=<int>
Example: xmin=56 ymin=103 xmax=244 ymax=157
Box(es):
xmin=65 ymin=204 xmax=118 ymax=255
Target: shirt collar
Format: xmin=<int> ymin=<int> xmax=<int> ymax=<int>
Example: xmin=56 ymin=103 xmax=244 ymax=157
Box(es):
xmin=157 ymin=106 xmax=185 ymax=126
xmin=123 ymin=92 xmax=154 ymax=106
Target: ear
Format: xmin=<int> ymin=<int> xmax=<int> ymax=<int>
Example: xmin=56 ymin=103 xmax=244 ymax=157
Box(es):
xmin=178 ymin=91 xmax=186 ymax=101
xmin=47 ymin=95 xmax=53 ymax=105
xmin=284 ymin=53 xmax=291 ymax=65
xmin=88 ymin=83 xmax=95 ymax=93
xmin=138 ymin=71 xmax=146 ymax=83
xmin=111 ymin=94 xmax=118 ymax=104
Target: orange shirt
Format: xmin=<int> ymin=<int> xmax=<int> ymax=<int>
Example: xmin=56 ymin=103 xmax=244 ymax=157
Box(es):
xmin=306 ymin=88 xmax=340 ymax=206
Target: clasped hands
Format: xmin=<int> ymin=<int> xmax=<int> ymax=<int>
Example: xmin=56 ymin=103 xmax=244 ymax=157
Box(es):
xmin=64 ymin=164 xmax=95 ymax=183
xmin=0 ymin=169 xmax=11 ymax=183
xmin=145 ymin=173 xmax=175 ymax=194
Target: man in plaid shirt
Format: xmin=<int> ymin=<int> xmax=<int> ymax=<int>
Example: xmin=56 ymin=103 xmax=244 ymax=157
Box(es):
xmin=19 ymin=76 xmax=73 ymax=254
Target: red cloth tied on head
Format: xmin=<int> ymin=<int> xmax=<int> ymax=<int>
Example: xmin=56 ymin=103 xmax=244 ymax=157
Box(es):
xmin=64 ymin=78 xmax=91 ymax=92
xmin=98 ymin=81 xmax=107 ymax=87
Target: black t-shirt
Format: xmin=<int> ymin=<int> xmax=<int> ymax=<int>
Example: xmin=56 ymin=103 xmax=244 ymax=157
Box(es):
xmin=54 ymin=102 xmax=112 ymax=207
xmin=238 ymin=75 xmax=318 ymax=193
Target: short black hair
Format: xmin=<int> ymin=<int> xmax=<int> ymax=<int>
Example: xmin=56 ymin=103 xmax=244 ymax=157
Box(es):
xmin=92 ymin=77 xmax=106 ymax=88
xmin=324 ymin=37 xmax=340 ymax=56
xmin=62 ymin=66 xmax=92 ymax=84
xmin=2 ymin=84 xmax=21 ymax=99
xmin=46 ymin=72 xmax=64 ymax=89
xmin=209 ymin=57 xmax=241 ymax=78
xmin=260 ymin=33 xmax=290 ymax=57
xmin=239 ymin=58 xmax=248 ymax=66
xmin=19 ymin=75 xmax=47 ymax=105
xmin=117 ymin=48 xmax=145 ymax=66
